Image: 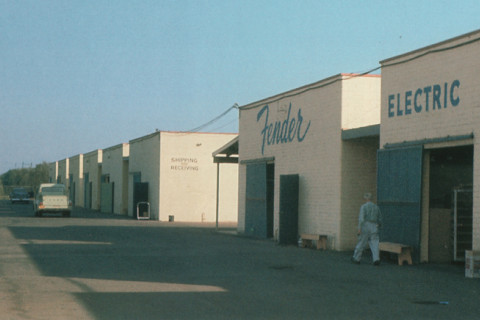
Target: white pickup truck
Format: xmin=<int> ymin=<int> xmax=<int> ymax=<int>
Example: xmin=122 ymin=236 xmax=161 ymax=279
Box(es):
xmin=34 ymin=183 xmax=72 ymax=217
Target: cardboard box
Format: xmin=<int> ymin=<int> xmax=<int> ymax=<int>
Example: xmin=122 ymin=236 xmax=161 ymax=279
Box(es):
xmin=465 ymin=251 xmax=480 ymax=278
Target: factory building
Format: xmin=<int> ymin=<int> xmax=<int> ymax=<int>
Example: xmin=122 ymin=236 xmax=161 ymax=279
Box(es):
xmin=83 ymin=149 xmax=102 ymax=210
xmin=57 ymin=158 xmax=69 ymax=187
xmin=379 ymin=29 xmax=480 ymax=263
xmin=48 ymin=161 xmax=58 ymax=183
xmin=42 ymin=28 xmax=480 ymax=266
xmin=128 ymin=131 xmax=238 ymax=222
xmin=68 ymin=154 xmax=83 ymax=207
xmin=100 ymin=143 xmax=129 ymax=215
xmin=237 ymin=74 xmax=381 ymax=250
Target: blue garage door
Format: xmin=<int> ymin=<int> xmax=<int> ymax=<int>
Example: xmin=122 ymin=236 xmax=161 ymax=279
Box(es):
xmin=245 ymin=163 xmax=268 ymax=238
xmin=377 ymin=146 xmax=423 ymax=262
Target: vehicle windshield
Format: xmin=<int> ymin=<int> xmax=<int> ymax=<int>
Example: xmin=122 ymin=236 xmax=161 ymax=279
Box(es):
xmin=13 ymin=188 xmax=27 ymax=194
xmin=42 ymin=186 xmax=65 ymax=195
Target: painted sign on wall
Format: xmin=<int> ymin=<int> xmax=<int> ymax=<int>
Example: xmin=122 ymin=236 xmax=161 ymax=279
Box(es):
xmin=257 ymin=103 xmax=311 ymax=155
xmin=170 ymin=157 xmax=199 ymax=171
xmin=388 ymin=80 xmax=460 ymax=118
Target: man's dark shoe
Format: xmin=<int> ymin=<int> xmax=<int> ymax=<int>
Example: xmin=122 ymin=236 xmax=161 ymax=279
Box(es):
xmin=351 ymin=257 xmax=360 ymax=264
xmin=373 ymin=260 xmax=380 ymax=266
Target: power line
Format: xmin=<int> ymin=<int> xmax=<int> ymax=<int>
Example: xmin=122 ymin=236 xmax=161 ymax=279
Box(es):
xmin=209 ymin=117 xmax=238 ymax=132
xmin=185 ymin=33 xmax=480 ymax=127
xmin=187 ymin=103 xmax=239 ymax=132
xmin=239 ymin=33 xmax=480 ymax=112
xmin=238 ymin=71 xmax=380 ymax=111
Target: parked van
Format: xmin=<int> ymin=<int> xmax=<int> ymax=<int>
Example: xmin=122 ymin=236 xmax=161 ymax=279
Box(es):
xmin=34 ymin=183 xmax=72 ymax=217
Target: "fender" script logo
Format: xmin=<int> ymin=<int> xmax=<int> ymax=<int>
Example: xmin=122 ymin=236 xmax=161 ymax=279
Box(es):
xmin=257 ymin=103 xmax=311 ymax=155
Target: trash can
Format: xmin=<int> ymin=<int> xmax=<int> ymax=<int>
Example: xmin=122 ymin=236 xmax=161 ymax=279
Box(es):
xmin=136 ymin=202 xmax=150 ymax=220
xmin=168 ymin=215 xmax=174 ymax=222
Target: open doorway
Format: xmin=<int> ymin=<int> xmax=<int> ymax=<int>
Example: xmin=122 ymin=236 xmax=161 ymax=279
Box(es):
xmin=428 ymin=145 xmax=473 ymax=263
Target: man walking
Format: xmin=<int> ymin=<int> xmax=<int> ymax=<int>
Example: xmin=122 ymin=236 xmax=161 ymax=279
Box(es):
xmin=352 ymin=193 xmax=382 ymax=265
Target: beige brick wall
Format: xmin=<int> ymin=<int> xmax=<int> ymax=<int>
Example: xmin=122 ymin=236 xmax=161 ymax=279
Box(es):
xmin=83 ymin=150 xmax=102 ymax=210
xmin=57 ymin=158 xmax=69 ymax=187
xmin=69 ymin=154 xmax=84 ymax=207
xmin=340 ymin=139 xmax=378 ymax=250
xmin=254 ymin=79 xmax=341 ymax=242
xmin=342 ymin=75 xmax=381 ymax=129
xmin=380 ymin=36 xmax=480 ymax=147
xmin=239 ymin=75 xmax=381 ymax=249
xmin=380 ymin=31 xmax=480 ymax=251
xmin=48 ymin=161 xmax=58 ymax=183
xmin=102 ymin=143 xmax=129 ymax=215
xmin=128 ymin=132 xmax=161 ymax=219
xmin=339 ymin=75 xmax=381 ymax=250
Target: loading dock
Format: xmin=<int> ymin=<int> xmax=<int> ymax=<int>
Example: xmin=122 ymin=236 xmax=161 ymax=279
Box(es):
xmin=380 ymin=30 xmax=480 ymax=262
xmin=128 ymin=131 xmax=238 ymax=222
xmin=427 ymin=146 xmax=473 ymax=262
xmin=238 ymin=74 xmax=381 ymax=249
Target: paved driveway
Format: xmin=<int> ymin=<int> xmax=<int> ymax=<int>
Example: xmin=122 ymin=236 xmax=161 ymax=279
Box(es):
xmin=1 ymin=201 xmax=479 ymax=319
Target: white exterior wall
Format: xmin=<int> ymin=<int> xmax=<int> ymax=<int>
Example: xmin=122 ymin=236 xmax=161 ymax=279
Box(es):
xmin=380 ymin=30 xmax=480 ymax=251
xmin=340 ymin=138 xmax=379 ymax=249
xmin=342 ymin=75 xmax=381 ymax=129
xmin=128 ymin=132 xmax=161 ymax=219
xmin=128 ymin=131 xmax=238 ymax=222
xmin=69 ymin=154 xmax=84 ymax=207
xmin=102 ymin=143 xmax=129 ymax=215
xmin=48 ymin=161 xmax=58 ymax=183
xmin=83 ymin=149 xmax=103 ymax=210
xmin=239 ymin=74 xmax=381 ymax=249
xmin=57 ymin=158 xmax=69 ymax=187
xmin=159 ymin=132 xmax=238 ymax=222
xmin=340 ymin=76 xmax=381 ymax=249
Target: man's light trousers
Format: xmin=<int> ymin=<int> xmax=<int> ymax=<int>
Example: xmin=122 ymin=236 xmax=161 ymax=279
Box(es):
xmin=353 ymin=221 xmax=379 ymax=262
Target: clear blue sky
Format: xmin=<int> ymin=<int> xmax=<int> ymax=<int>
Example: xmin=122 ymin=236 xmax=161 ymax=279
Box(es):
xmin=1 ymin=0 xmax=479 ymax=174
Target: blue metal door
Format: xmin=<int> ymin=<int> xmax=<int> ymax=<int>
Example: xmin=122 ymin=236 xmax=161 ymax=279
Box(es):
xmin=100 ymin=182 xmax=114 ymax=213
xmin=245 ymin=163 xmax=268 ymax=238
xmin=131 ymin=173 xmax=141 ymax=216
xmin=69 ymin=174 xmax=75 ymax=206
xmin=377 ymin=146 xmax=423 ymax=262
xmin=279 ymin=174 xmax=299 ymax=246
xmin=84 ymin=173 xmax=91 ymax=209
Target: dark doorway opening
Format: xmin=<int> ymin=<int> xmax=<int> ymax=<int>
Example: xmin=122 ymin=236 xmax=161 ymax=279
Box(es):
xmin=428 ymin=145 xmax=473 ymax=262
xmin=266 ymin=163 xmax=274 ymax=238
xmin=278 ymin=174 xmax=299 ymax=246
xmin=84 ymin=173 xmax=91 ymax=209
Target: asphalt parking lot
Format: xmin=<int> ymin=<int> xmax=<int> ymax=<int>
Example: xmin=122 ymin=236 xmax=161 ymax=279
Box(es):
xmin=1 ymin=201 xmax=479 ymax=319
